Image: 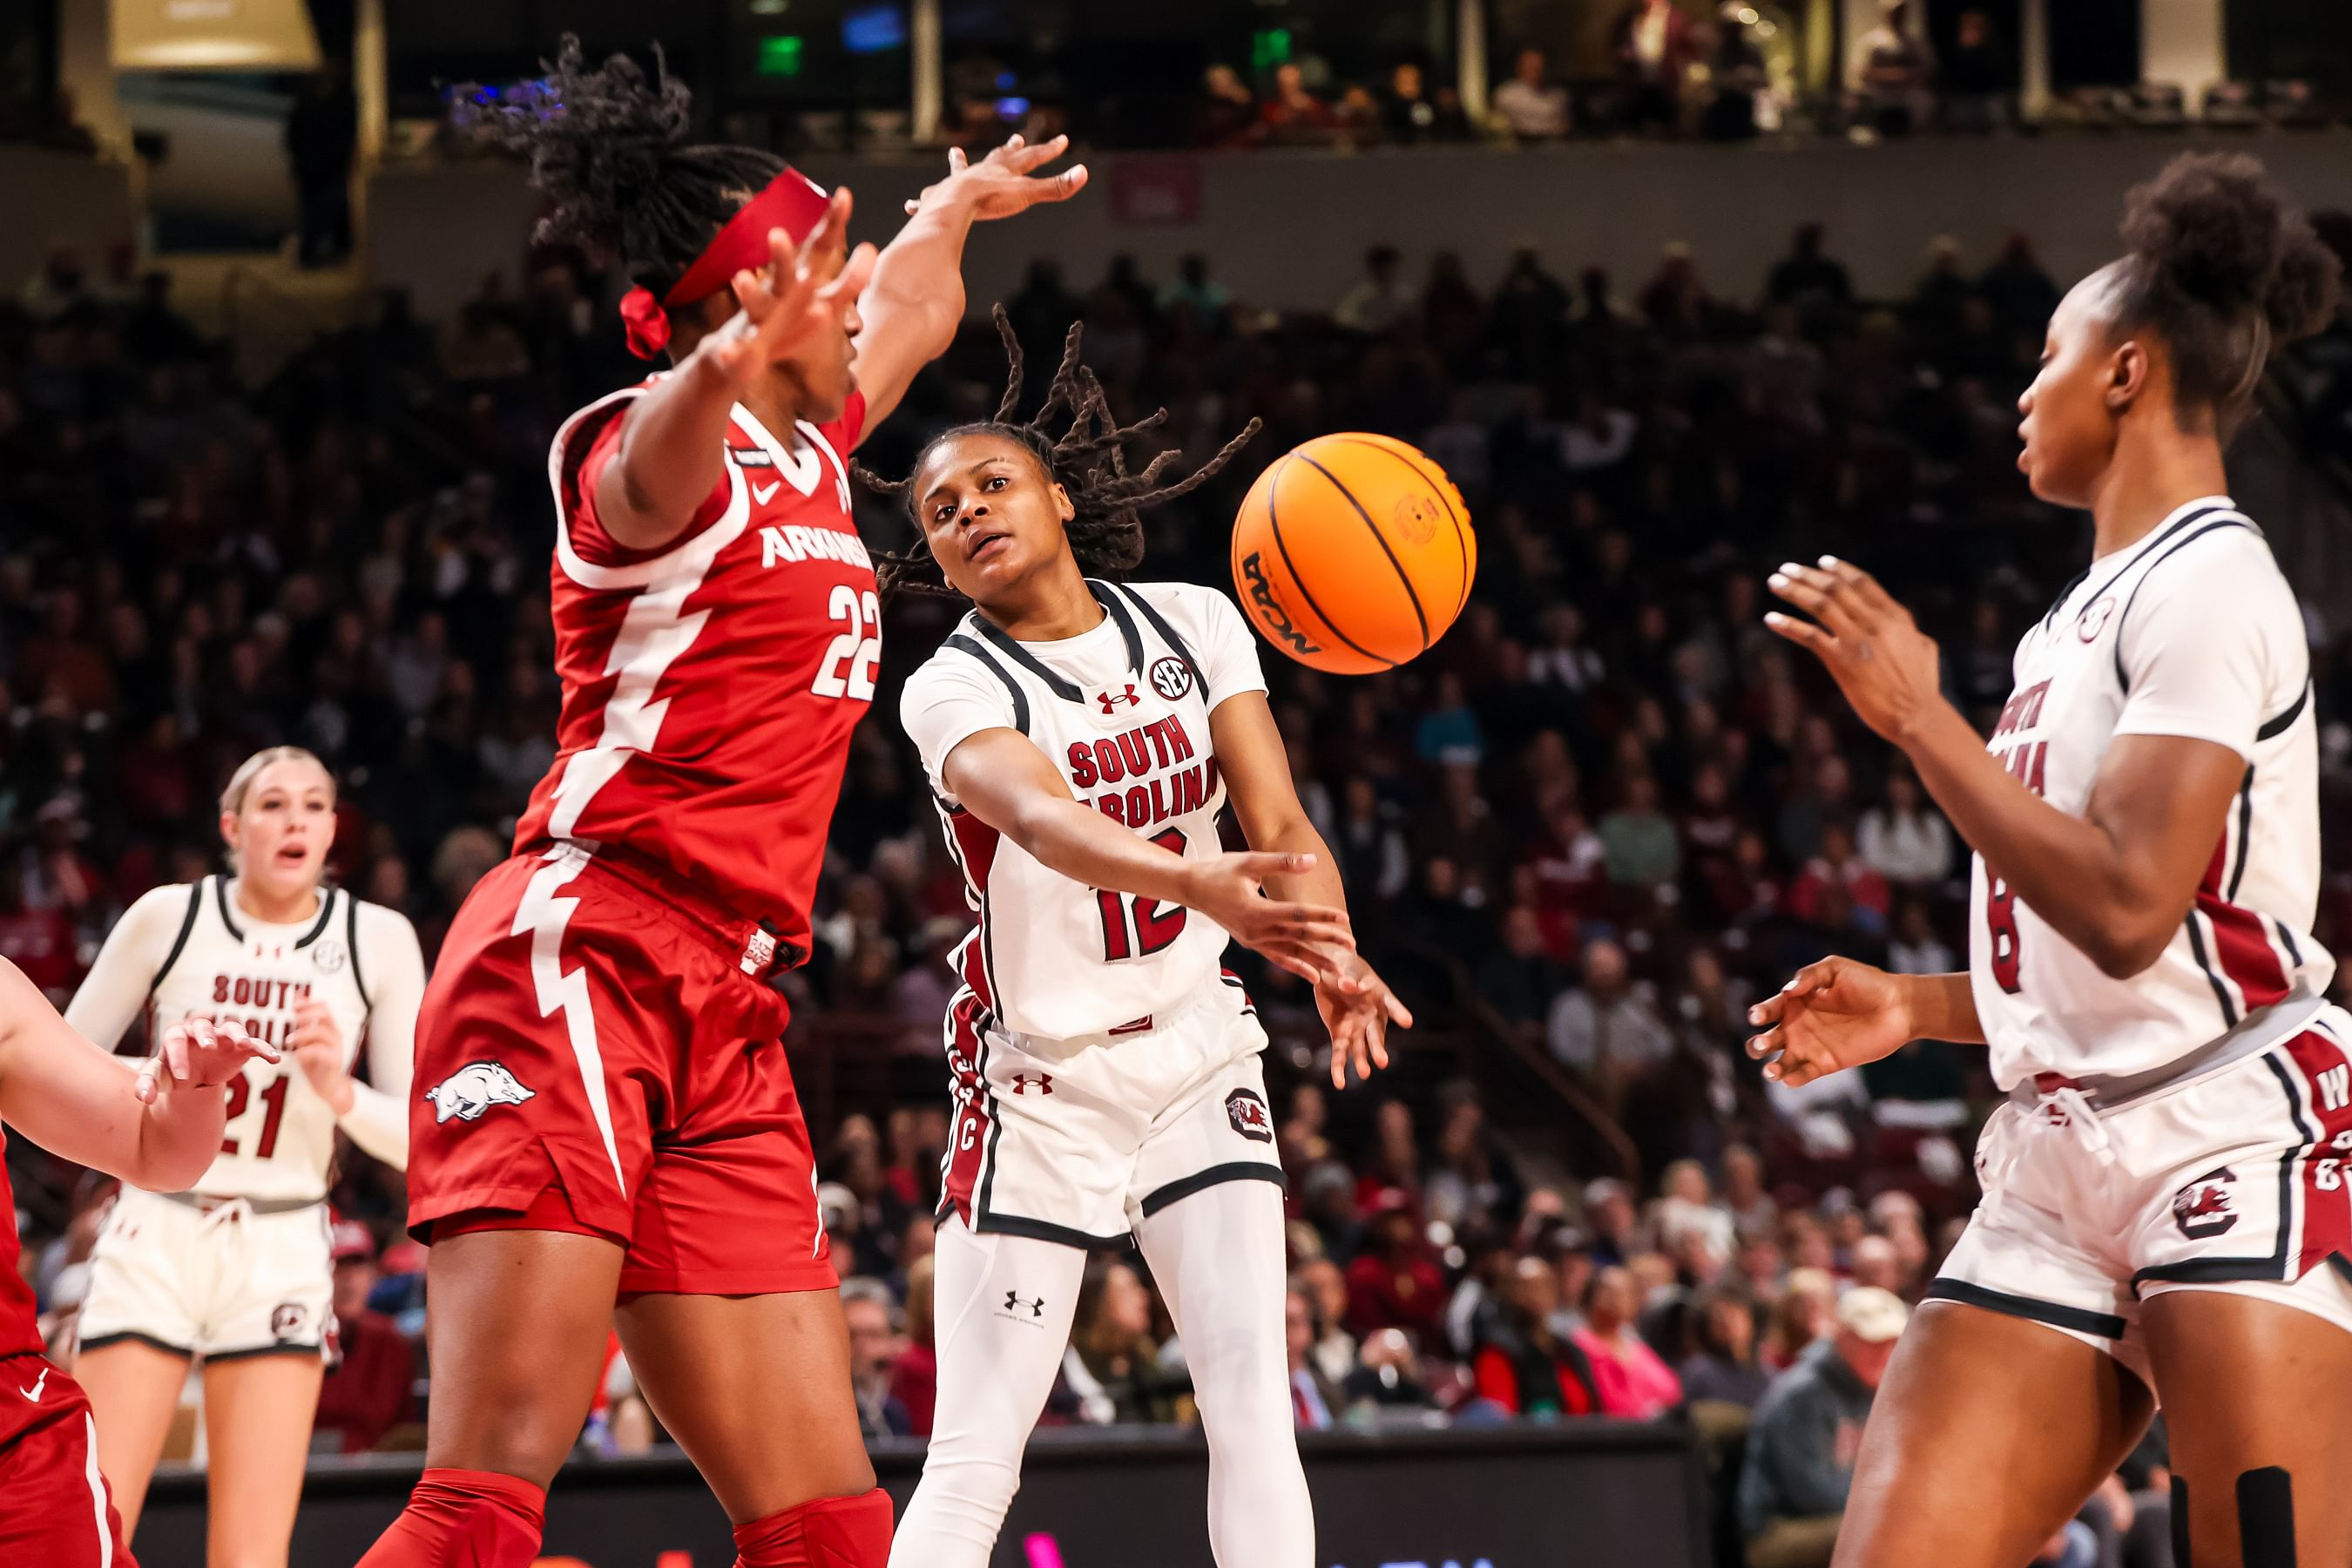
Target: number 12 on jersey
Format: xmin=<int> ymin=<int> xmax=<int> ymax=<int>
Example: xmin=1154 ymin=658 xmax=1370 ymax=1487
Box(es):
xmin=1986 ymin=740 xmax=2048 ymax=993
xmin=1097 ymin=828 xmax=1190 ymax=961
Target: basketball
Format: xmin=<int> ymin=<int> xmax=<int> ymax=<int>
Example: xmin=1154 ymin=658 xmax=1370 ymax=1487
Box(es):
xmin=1229 ymin=433 xmax=1476 ymax=675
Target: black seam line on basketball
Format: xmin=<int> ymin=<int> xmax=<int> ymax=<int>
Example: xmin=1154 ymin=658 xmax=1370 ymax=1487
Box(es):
xmin=205 ymin=1340 xmax=326 ymax=1362
xmin=77 ymin=1330 xmax=194 ymax=1360
xmin=2227 ymin=767 xmax=2255 ymax=904
xmin=1086 ymin=579 xmax=1148 ymax=676
xmin=1099 ymin=580 xmax=1206 ymax=699
xmin=1293 ymin=450 xmax=1430 ymax=651
xmin=213 ymin=873 xmax=246 ymax=942
xmin=1265 ymin=456 xmax=1389 ymax=666
xmin=1922 ymin=1277 xmax=2127 ymax=1340
xmin=2257 ymin=681 xmax=2311 ymax=742
xmin=945 ymin=633 xmax=1031 ymax=734
xmin=295 ymin=884 xmax=339 ymax=948
xmin=1332 ymin=436 xmax=1471 ymax=621
xmin=2185 ymin=912 xmax=2238 ymax=1028
xmin=1137 ymin=1162 xmax=1288 ymax=1219
xmin=2111 ymin=516 xmax=2254 ymax=693
xmin=970 ymin=615 xmax=1084 ymax=703
xmin=346 ymin=889 xmax=373 ymax=1011
xmin=973 ymin=1212 xmax=1132 ymax=1249
xmin=153 ymin=882 xmax=206 ymax=988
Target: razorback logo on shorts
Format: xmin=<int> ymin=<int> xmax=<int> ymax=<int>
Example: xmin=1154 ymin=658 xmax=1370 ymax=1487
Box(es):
xmin=423 ymin=1061 xmax=536 ymax=1124
xmin=2173 ymin=1166 xmax=2240 ymax=1239
xmin=1226 ymin=1087 xmax=1274 ymax=1143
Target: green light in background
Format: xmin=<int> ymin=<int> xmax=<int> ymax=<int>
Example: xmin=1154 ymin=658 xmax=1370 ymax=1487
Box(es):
xmin=1250 ymin=29 xmax=1292 ymax=72
xmin=756 ymin=35 xmax=804 ymax=76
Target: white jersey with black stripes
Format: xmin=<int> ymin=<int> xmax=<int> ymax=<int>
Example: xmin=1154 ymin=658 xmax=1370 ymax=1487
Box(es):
xmin=66 ymin=875 xmax=425 ymax=1200
xmin=1970 ymin=496 xmax=2332 ymax=1088
xmin=901 ymin=579 xmax=1270 ymax=1041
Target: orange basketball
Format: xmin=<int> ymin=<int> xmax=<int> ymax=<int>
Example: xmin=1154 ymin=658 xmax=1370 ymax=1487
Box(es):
xmin=1229 ymin=433 xmax=1475 ymax=675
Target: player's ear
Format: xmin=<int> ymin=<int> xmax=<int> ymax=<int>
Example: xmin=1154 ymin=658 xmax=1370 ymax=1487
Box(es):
xmin=1051 ymin=482 xmax=1074 ymax=524
xmin=2106 ymin=338 xmax=2147 ymax=414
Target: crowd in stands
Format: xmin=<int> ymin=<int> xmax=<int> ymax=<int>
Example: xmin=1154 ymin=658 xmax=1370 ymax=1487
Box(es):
xmin=10 ymin=182 xmax=2352 ymax=1562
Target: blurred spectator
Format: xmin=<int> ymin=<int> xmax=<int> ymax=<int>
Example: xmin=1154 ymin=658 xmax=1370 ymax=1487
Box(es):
xmin=1615 ymin=0 xmax=1700 ymax=134
xmin=1853 ymin=1 xmax=1936 ymax=139
xmin=1159 ymin=253 xmax=1233 ymax=322
xmin=1198 ymin=64 xmax=1260 ymax=149
xmin=1344 ymin=1194 xmax=1447 ymax=1346
xmin=1571 ymin=1265 xmax=1682 ymax=1417
xmin=842 ymin=1276 xmax=912 ymax=1438
xmin=1066 ymin=1259 xmax=1186 ymax=1425
xmin=1548 ymin=940 xmax=1675 ymax=1106
xmin=1766 ymin=224 xmax=1855 ymax=318
xmin=1738 ymin=1286 xmax=1909 ymax=1567
xmin=1491 ymin=50 xmax=1571 ymax=141
xmin=891 ymin=1254 xmax=939 ymax=1437
xmin=1341 ymin=1327 xmax=1437 ymax=1415
xmin=1335 ymin=247 xmax=1413 ymax=335
xmin=1857 ymin=770 xmax=1950 ymax=885
xmin=1680 ymin=1286 xmax=1769 ymax=1407
xmin=1788 ymin=822 xmax=1891 ymax=935
xmin=313 ymin=1223 xmax=416 ymax=1454
xmin=1472 ymin=1255 xmax=1602 ymax=1416
xmin=287 ymin=61 xmax=358 ymax=267
xmin=1287 ymin=1281 xmax=1343 ymax=1429
xmin=1381 ymin=63 xmax=1468 ymax=145
xmin=1598 ymin=772 xmax=1680 ymax=889
xmin=1260 ymin=63 xmax=1335 ymax=145
xmin=1940 ymin=9 xmax=2011 ymax=133
xmin=1477 ymin=904 xmax=1571 ymax=1037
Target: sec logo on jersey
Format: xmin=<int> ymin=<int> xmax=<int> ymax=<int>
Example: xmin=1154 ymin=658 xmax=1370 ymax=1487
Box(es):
xmin=312 ymin=937 xmax=346 ymax=974
xmin=1149 ymin=655 xmax=1193 ymax=701
xmin=2076 ymin=596 xmax=2117 ymax=642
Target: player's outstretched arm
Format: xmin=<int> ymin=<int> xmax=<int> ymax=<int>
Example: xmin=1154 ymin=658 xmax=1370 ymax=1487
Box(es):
xmin=850 ymin=134 xmax=1088 ymax=434
xmin=0 ymin=958 xmax=278 ymax=1191
xmin=1744 ymin=961 xmax=1982 ymax=1088
xmin=1208 ymin=690 xmax=1414 ymax=1087
xmin=940 ymin=726 xmax=1355 ymax=985
xmin=598 ymin=191 xmax=875 ymax=550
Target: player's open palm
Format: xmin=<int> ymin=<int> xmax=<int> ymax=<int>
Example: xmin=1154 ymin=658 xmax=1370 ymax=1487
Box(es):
xmin=715 ymin=187 xmax=878 ymax=389
xmin=1188 ymin=851 xmax=1355 ymax=986
xmin=1316 ymin=953 xmax=1413 ymax=1089
xmin=903 ymin=134 xmax=1088 ymax=220
xmin=1744 ymin=956 xmax=1914 ymax=1089
xmin=136 ymin=1017 xmax=280 ymax=1105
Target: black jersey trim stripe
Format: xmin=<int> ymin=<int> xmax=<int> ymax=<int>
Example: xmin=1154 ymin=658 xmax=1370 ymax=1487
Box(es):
xmin=1294 ymin=450 xmax=1430 ymax=651
xmin=1922 ymin=1277 xmax=2128 ymax=1341
xmin=77 ymin=1330 xmax=194 ymax=1360
xmin=152 ymin=882 xmax=206 ymax=988
xmin=969 ymin=616 xmax=1084 ymax=704
xmin=944 ymin=634 xmax=1031 ymax=735
xmin=2134 ymin=1051 xmax=2321 ymax=1296
xmin=2227 ymin=767 xmax=2254 ymax=903
xmin=205 ymin=1340 xmax=326 ymax=1362
xmin=1332 ymin=436 xmax=1473 ymax=620
xmin=2274 ymin=919 xmax=2305 ymax=970
xmin=1267 ymin=456 xmax=1391 ymax=668
xmin=213 ymin=874 xmax=245 ymax=942
xmin=1099 ymin=580 xmax=1206 ymax=701
xmin=2038 ymin=566 xmax=2091 ymax=632
xmin=295 ymin=886 xmax=339 ymax=949
xmin=2112 ymin=516 xmax=2257 ymax=692
xmin=2186 ymin=912 xmax=2240 ymax=1028
xmin=2077 ymin=500 xmax=2234 ymax=624
xmin=2256 ymin=681 xmax=2311 ymax=742
xmin=1086 ymin=580 xmax=1150 ymax=674
xmin=346 ymin=892 xmax=373 ymax=1012
xmin=972 ymin=1212 xmax=1132 ymax=1250
xmin=974 ymin=1028 xmax=1004 ymax=1223
xmin=1136 ymin=1161 xmax=1288 ymax=1219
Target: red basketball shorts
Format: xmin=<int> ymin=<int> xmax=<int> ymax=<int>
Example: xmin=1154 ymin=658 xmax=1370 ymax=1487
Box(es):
xmin=408 ymin=843 xmax=835 ymax=1296
xmin=0 ymin=1355 xmax=135 ymax=1568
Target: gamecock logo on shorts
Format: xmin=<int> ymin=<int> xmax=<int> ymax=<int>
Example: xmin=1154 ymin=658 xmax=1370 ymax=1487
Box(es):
xmin=2172 ymin=1166 xmax=2240 ymax=1239
xmin=1226 ymin=1088 xmax=1274 ymax=1143
xmin=423 ymin=1061 xmax=536 ymax=1124
xmin=270 ymin=1303 xmax=310 ymax=1340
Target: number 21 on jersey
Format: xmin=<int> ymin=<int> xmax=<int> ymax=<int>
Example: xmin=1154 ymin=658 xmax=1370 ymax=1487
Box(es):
xmin=1985 ymin=740 xmax=2048 ymax=993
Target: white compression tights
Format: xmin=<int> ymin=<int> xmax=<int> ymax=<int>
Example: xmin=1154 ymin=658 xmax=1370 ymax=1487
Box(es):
xmin=889 ymin=1180 xmax=1312 ymax=1568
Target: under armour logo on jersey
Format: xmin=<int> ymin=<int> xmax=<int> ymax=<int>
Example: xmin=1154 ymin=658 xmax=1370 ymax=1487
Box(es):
xmin=1003 ymin=1291 xmax=1046 ymax=1319
xmin=1006 ymin=1072 xmax=1054 ymax=1096
xmin=423 ymin=1061 xmax=535 ymax=1123
xmin=1098 ymin=685 xmax=1141 ymax=714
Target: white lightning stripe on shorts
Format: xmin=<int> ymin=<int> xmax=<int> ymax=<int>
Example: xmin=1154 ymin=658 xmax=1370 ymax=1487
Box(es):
xmin=83 ymin=1413 xmax=112 ymax=1568
xmin=515 ymin=847 xmax=627 ymax=1196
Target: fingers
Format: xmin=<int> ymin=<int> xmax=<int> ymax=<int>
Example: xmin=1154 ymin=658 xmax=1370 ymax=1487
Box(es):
xmin=133 ymin=1058 xmax=161 ymax=1105
xmin=1817 ymin=556 xmax=1904 ymax=620
xmin=1031 ymin=163 xmax=1089 ymax=206
xmin=947 ymin=145 xmax=970 ymax=175
xmin=163 ymin=1021 xmax=193 ymax=1088
xmin=1768 ymin=562 xmax=1862 ymax=641
xmin=1005 ymin=133 xmax=1064 ymax=171
xmin=1762 ymin=611 xmax=1835 ymax=658
xmin=1382 ymin=988 xmax=1414 ymax=1030
xmin=1231 ymin=851 xmax=1318 ymax=882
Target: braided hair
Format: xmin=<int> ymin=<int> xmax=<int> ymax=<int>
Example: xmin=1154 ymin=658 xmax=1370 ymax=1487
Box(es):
xmin=464 ymin=36 xmax=781 ymax=302
xmin=861 ymin=309 xmax=1260 ymax=600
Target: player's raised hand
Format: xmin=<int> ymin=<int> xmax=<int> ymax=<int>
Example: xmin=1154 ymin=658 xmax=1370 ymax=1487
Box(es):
xmin=1315 ymin=952 xmax=1412 ymax=1089
xmin=136 ymin=1017 xmax=279 ymax=1106
xmin=1183 ymin=851 xmax=1355 ymax=985
xmin=288 ymin=998 xmax=357 ymax=1115
xmin=1743 ymin=956 xmax=1915 ymax=1089
xmin=711 ymin=188 xmax=879 ymax=389
xmin=1764 ymin=556 xmax=1942 ymax=742
xmin=902 ymin=133 xmax=1088 ymax=220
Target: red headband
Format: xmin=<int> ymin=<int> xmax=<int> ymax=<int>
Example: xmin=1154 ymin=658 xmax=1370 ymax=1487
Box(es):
xmin=617 ymin=167 xmax=832 ymax=361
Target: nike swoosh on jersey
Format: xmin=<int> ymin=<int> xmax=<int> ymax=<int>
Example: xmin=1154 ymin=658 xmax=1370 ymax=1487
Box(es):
xmin=19 ymin=1366 xmax=46 ymax=1402
xmin=753 ymin=481 xmax=781 ymax=504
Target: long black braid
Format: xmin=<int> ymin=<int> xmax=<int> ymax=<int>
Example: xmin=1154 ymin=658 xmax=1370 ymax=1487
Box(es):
xmin=859 ymin=308 xmax=1261 ymax=600
xmin=463 ymin=35 xmax=781 ymax=301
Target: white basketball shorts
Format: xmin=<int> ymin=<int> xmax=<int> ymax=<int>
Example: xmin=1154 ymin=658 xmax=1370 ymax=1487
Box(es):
xmin=78 ymin=1186 xmax=334 ymax=1361
xmin=936 ymin=970 xmax=1284 ymax=1247
xmin=1931 ymin=1004 xmax=2352 ymax=1385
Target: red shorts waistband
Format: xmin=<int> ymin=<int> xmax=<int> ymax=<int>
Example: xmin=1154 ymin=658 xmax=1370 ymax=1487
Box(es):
xmin=528 ymin=841 xmax=805 ymax=979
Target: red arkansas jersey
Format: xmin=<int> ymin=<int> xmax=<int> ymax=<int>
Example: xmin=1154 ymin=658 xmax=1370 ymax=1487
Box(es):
xmin=0 ymin=1130 xmax=42 ymax=1355
xmin=515 ymin=382 xmax=878 ymax=964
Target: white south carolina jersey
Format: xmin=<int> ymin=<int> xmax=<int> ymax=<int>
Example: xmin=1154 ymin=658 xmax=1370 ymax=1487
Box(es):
xmin=1970 ymin=497 xmax=2331 ymax=1088
xmin=902 ymin=579 xmax=1269 ymax=1041
xmin=67 ymin=875 xmax=425 ymax=1202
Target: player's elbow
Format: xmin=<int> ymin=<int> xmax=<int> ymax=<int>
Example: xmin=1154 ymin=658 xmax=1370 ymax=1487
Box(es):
xmin=2081 ymin=918 xmax=2173 ymax=982
xmin=125 ymin=1139 xmax=213 ymax=1194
